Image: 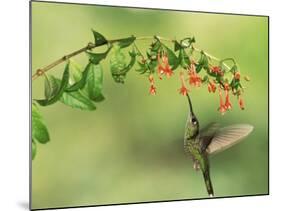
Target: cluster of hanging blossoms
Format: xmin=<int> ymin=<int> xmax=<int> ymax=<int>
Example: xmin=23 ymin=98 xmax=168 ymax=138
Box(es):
xmin=146 ymin=49 xmax=249 ymax=115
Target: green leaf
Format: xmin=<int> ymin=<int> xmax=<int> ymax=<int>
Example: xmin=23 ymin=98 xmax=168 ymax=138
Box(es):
xmin=49 ymin=76 xmax=97 ymax=110
xmin=202 ymin=75 xmax=209 ymax=83
xmin=116 ymin=36 xmax=136 ymax=48
xmin=150 ymin=40 xmax=161 ymax=53
xmin=87 ymin=46 xmax=112 ymax=65
xmin=229 ymin=64 xmax=238 ymax=74
xmin=69 ymin=60 xmax=83 ymax=82
xmin=147 ymin=60 xmax=158 ymax=73
xmin=162 ymin=44 xmax=179 ymax=70
xmin=44 ymin=76 xmax=52 ymax=99
xmin=36 ymin=62 xmax=70 ymax=106
xmin=196 ymin=52 xmax=209 ymax=73
xmin=32 ymin=103 xmax=50 ymax=144
xmin=110 ymin=47 xmax=137 ymax=83
xmin=135 ymin=61 xmax=149 ymax=74
xmin=65 ymin=62 xmax=91 ymax=92
xmin=84 ymin=63 xmax=105 ymax=102
xmin=92 ymin=29 xmax=107 ymax=46
xmin=32 ymin=139 xmax=37 ymax=160
xmin=178 ymin=48 xmax=190 ymax=68
xmin=174 ymin=41 xmax=182 ymax=52
xmin=110 ymin=46 xmax=127 ymax=83
xmin=60 ymin=90 xmax=97 ymax=110
xmin=44 ymin=74 xmax=60 ymax=99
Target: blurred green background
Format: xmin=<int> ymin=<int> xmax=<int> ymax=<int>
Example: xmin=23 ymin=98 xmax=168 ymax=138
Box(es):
xmin=31 ymin=2 xmax=268 ymax=209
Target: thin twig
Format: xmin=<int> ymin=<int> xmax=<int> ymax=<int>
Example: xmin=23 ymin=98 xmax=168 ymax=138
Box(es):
xmin=32 ymin=36 xmax=235 ymax=81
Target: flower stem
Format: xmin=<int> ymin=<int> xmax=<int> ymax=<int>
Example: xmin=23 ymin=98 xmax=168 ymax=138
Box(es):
xmin=32 ymin=35 xmax=235 ymax=81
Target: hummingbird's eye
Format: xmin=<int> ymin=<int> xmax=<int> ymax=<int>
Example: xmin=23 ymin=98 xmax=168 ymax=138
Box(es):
xmin=191 ymin=117 xmax=197 ymax=124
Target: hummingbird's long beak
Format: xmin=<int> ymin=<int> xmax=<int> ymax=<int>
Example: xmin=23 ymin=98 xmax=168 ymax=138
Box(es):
xmin=186 ymin=93 xmax=194 ymax=115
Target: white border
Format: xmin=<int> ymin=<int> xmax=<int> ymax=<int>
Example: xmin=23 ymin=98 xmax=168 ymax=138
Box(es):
xmin=1 ymin=0 xmax=279 ymax=211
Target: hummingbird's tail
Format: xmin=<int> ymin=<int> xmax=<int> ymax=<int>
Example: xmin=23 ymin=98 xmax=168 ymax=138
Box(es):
xmin=202 ymin=169 xmax=214 ymax=197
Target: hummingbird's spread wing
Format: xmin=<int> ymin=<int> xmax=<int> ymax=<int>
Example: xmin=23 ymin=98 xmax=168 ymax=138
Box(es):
xmin=199 ymin=122 xmax=220 ymax=151
xmin=206 ymin=124 xmax=254 ymax=155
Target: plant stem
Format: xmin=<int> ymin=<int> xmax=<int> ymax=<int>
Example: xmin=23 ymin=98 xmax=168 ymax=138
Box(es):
xmin=32 ymin=36 xmax=234 ymax=81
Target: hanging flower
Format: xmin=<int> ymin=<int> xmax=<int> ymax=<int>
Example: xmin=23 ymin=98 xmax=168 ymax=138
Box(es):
xmin=238 ymin=95 xmax=245 ymax=110
xmin=207 ymin=80 xmax=216 ymax=93
xmin=148 ymin=74 xmax=156 ymax=95
xmin=149 ymin=85 xmax=156 ymax=95
xmin=157 ymin=53 xmax=164 ymax=79
xmin=211 ymin=66 xmax=223 ymax=76
xmin=224 ymin=83 xmax=232 ymax=110
xmin=218 ymin=87 xmax=227 ymax=115
xmin=157 ymin=53 xmax=173 ymax=79
xmin=178 ymin=71 xmax=189 ymax=96
xmin=188 ymin=63 xmax=201 ymax=87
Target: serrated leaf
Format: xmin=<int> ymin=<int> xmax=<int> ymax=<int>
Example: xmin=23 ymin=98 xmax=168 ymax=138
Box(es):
xmin=92 ymin=29 xmax=107 ymax=46
xmin=87 ymin=46 xmax=112 ymax=65
xmin=36 ymin=62 xmax=70 ymax=106
xmin=32 ymin=103 xmax=50 ymax=144
xmin=162 ymin=44 xmax=179 ymax=70
xmin=85 ymin=63 xmax=105 ymax=102
xmin=32 ymin=139 xmax=37 ymax=160
xmin=117 ymin=36 xmax=136 ymax=48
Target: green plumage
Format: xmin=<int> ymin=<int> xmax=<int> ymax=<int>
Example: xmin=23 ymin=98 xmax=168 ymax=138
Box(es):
xmin=183 ymin=94 xmax=253 ymax=197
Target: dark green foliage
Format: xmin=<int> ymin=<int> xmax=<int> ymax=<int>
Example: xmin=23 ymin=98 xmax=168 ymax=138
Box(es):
xmin=178 ymin=48 xmax=190 ymax=69
xmin=196 ymin=52 xmax=209 ymax=73
xmin=49 ymin=75 xmax=97 ymax=110
xmin=36 ymin=62 xmax=70 ymax=106
xmin=162 ymin=44 xmax=179 ymax=70
xmin=92 ymin=29 xmax=107 ymax=46
xmin=110 ymin=46 xmax=136 ymax=83
xmin=32 ymin=103 xmax=50 ymax=144
xmin=87 ymin=46 xmax=112 ymax=65
xmin=84 ymin=63 xmax=105 ymax=102
xmin=116 ymin=36 xmax=136 ymax=48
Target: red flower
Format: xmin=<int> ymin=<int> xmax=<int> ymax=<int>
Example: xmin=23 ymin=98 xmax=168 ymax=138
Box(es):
xmin=149 ymin=85 xmax=156 ymax=95
xmin=178 ymin=71 xmax=189 ymax=96
xmin=238 ymin=95 xmax=245 ymax=110
xmin=148 ymin=74 xmax=156 ymax=95
xmin=157 ymin=53 xmax=173 ymax=79
xmin=234 ymin=71 xmax=241 ymax=80
xmin=211 ymin=66 xmax=223 ymax=76
xmin=188 ymin=63 xmax=201 ymax=87
xmin=224 ymin=91 xmax=232 ymax=110
xmin=207 ymin=80 xmax=216 ymax=93
xmin=218 ymin=87 xmax=227 ymax=115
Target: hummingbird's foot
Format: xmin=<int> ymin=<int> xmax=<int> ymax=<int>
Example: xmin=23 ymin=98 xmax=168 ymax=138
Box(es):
xmin=193 ymin=161 xmax=200 ymax=171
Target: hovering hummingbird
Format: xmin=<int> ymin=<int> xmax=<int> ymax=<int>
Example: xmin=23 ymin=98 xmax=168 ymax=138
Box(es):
xmin=184 ymin=93 xmax=253 ymax=197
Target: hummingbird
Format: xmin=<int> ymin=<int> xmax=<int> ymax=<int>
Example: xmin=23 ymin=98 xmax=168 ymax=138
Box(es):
xmin=183 ymin=93 xmax=254 ymax=197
